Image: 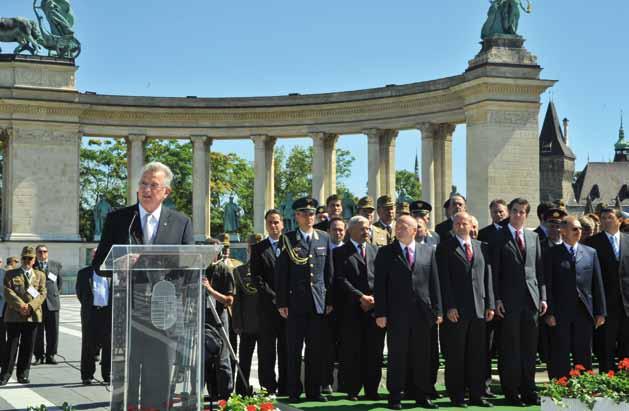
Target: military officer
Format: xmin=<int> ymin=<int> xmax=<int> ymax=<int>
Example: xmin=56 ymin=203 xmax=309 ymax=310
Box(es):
xmin=356 ymin=196 xmax=388 ymax=247
xmin=276 ymin=197 xmax=334 ymax=403
xmin=374 ymin=195 xmax=396 ymax=245
xmin=411 ymin=201 xmax=440 ymax=247
xmin=396 ymin=202 xmax=411 ymax=217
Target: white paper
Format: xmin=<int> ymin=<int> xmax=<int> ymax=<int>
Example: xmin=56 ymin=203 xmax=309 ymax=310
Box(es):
xmin=27 ymin=286 xmax=40 ymax=298
xmin=48 ymin=272 xmax=57 ymax=282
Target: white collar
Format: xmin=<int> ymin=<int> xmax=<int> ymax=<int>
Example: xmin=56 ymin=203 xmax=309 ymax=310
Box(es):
xmin=508 ymin=223 xmax=525 ymax=238
xmin=606 ymin=231 xmax=620 ymax=242
xmin=455 ymin=235 xmax=472 ymax=249
xmin=493 ymin=223 xmax=503 ymax=230
xmin=138 ymin=203 xmax=163 ymax=225
xmin=564 ymin=242 xmax=579 ymax=254
xmin=399 ymin=240 xmax=416 ymax=254
xmin=299 ymin=229 xmax=314 ymax=240
xmin=267 ymin=236 xmax=279 ymax=244
xmin=350 ymin=238 xmax=365 ymax=250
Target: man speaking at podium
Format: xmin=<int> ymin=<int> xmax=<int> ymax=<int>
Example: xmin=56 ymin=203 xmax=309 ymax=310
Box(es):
xmin=92 ymin=161 xmax=194 ymax=410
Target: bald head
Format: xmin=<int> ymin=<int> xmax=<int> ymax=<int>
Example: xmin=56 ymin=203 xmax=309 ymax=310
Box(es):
xmin=395 ymin=215 xmax=418 ymax=244
xmin=560 ymin=215 xmax=581 ymax=246
xmin=453 ymin=212 xmax=473 ymax=239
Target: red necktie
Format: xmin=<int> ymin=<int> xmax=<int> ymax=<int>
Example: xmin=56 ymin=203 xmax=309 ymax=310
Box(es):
xmin=406 ymin=247 xmax=414 ymax=267
xmin=465 ymin=243 xmax=473 ymax=263
xmin=361 ymin=244 xmax=366 ymax=259
xmin=516 ymin=230 xmax=526 ymax=256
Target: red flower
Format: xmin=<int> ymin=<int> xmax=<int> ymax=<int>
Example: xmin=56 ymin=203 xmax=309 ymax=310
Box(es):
xmin=218 ymin=400 xmax=227 ymax=409
xmin=557 ymin=377 xmax=569 ymax=386
xmin=260 ymin=403 xmax=274 ymax=411
xmin=569 ymin=369 xmax=581 ymax=377
xmin=246 ymin=405 xmax=257 ymax=411
xmin=608 ymin=370 xmax=616 ymax=378
xmin=575 ymin=364 xmax=586 ymax=371
xmin=619 ymin=358 xmax=629 ymax=370
xmin=587 ymin=370 xmax=595 ymax=375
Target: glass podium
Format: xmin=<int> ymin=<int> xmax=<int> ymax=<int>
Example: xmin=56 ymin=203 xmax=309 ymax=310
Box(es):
xmin=102 ymin=245 xmax=222 ymax=411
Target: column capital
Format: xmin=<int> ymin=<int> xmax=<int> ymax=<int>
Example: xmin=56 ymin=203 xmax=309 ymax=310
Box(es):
xmin=251 ymin=134 xmax=276 ymax=147
xmin=190 ymin=135 xmax=209 ymax=144
xmin=126 ymin=134 xmax=146 ymax=143
xmin=418 ymin=123 xmax=456 ymax=140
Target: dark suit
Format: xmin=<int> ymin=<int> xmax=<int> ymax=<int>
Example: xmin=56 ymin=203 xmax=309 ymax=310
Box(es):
xmin=544 ymin=244 xmax=606 ymax=378
xmin=435 ymin=219 xmax=454 ymax=240
xmin=374 ymin=240 xmax=442 ymax=403
xmin=250 ymin=237 xmax=287 ymax=395
xmin=314 ymin=220 xmax=330 ymax=232
xmin=93 ymin=203 xmax=194 ymax=410
xmin=75 ymin=266 xmax=112 ymax=381
xmin=334 ymin=241 xmax=385 ymax=397
xmin=586 ymin=232 xmax=629 ymax=371
xmin=276 ymin=229 xmax=333 ymax=399
xmin=437 ymin=236 xmax=494 ymax=402
xmin=492 ymin=227 xmax=546 ymax=400
xmin=478 ymin=224 xmax=502 ymax=245
xmin=34 ymin=259 xmax=62 ymax=361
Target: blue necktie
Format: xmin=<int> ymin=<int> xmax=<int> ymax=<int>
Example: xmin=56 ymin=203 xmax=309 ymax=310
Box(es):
xmin=611 ymin=236 xmax=620 ymax=260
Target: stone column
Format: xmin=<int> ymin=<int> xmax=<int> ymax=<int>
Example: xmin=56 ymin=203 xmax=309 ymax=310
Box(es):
xmin=126 ymin=134 xmax=146 ymax=205
xmin=366 ymin=129 xmax=381 ymax=201
xmin=191 ymin=136 xmax=211 ymax=242
xmin=252 ymin=135 xmax=276 ymax=234
xmin=323 ymin=134 xmax=339 ymax=199
xmin=433 ymin=124 xmax=456 ymax=223
xmin=379 ymin=130 xmax=398 ymax=200
xmin=1 ymin=124 xmax=82 ymax=241
xmin=419 ymin=124 xmax=436 ymax=228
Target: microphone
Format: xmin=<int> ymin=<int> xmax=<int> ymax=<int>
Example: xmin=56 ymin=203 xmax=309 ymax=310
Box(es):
xmin=128 ymin=211 xmax=138 ymax=245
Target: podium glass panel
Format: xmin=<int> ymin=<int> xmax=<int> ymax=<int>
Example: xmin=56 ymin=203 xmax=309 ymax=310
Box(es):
xmin=102 ymin=245 xmax=221 ymax=411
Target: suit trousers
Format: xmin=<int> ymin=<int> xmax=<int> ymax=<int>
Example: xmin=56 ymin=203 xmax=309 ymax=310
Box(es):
xmin=1 ymin=322 xmax=38 ymax=380
xmin=34 ymin=305 xmax=59 ymax=359
xmin=81 ymin=306 xmax=112 ymax=381
xmin=596 ymin=307 xmax=629 ymax=372
xmin=0 ymin=318 xmax=6 ymax=371
xmin=430 ymin=324 xmax=440 ymax=392
xmin=286 ymin=311 xmax=325 ymax=398
xmin=206 ymin=310 xmax=233 ymax=400
xmin=442 ymin=317 xmax=486 ymax=402
xmin=548 ymin=303 xmax=593 ymax=379
xmin=339 ymin=309 xmax=385 ymax=396
xmin=386 ymin=318 xmax=432 ymax=401
xmin=235 ymin=333 xmax=258 ymax=395
xmin=498 ymin=301 xmax=538 ymax=399
xmin=257 ymin=306 xmax=287 ymax=394
xmin=322 ymin=310 xmax=340 ymax=389
xmin=484 ymin=318 xmax=501 ymax=391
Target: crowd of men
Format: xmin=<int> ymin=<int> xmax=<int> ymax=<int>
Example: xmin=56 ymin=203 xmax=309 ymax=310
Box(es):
xmin=1 ymin=159 xmax=629 ymax=411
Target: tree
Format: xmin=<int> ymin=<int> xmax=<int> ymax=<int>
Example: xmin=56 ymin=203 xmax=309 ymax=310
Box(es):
xmin=396 ymin=169 xmax=422 ymax=202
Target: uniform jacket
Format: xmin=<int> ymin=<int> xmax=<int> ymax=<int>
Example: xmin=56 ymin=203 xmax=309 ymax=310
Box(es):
xmin=373 ymin=220 xmax=395 ymax=245
xmin=544 ymin=243 xmax=606 ymax=321
xmin=492 ymin=226 xmax=546 ymax=311
xmin=437 ymin=236 xmax=495 ymax=320
xmin=374 ymin=240 xmax=443 ymax=327
xmin=3 ymin=267 xmax=47 ymax=323
xmin=92 ymin=203 xmax=194 ymax=276
xmin=276 ymin=229 xmax=334 ymax=315
xmin=586 ymin=232 xmax=629 ymax=315
xmin=370 ymin=225 xmax=389 ymax=248
xmin=35 ymin=259 xmax=62 ymax=311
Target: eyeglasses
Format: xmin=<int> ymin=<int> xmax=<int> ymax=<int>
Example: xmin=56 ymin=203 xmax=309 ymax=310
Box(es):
xmin=139 ymin=182 xmax=165 ymax=191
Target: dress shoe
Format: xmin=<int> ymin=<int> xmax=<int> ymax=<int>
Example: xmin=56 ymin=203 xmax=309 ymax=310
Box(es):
xmin=321 ymin=384 xmax=333 ymax=394
xmin=451 ymin=399 xmax=467 ymax=407
xmin=470 ymin=398 xmax=494 ymax=407
xmin=504 ymin=395 xmax=526 ymax=407
xmin=428 ymin=390 xmax=442 ymax=399
xmin=288 ymin=396 xmax=301 ymax=403
xmin=365 ymin=393 xmax=380 ymax=401
xmin=388 ymin=402 xmax=402 ymax=410
xmin=347 ymin=395 xmax=359 ymax=401
xmin=46 ymin=355 xmax=58 ymax=365
xmin=82 ymin=379 xmax=92 ymax=385
xmin=306 ymin=394 xmax=328 ymax=402
xmin=32 ymin=357 xmax=44 ymax=366
xmin=522 ymin=395 xmax=540 ymax=406
xmin=17 ymin=377 xmax=30 ymax=384
xmin=417 ymin=398 xmax=439 ymax=409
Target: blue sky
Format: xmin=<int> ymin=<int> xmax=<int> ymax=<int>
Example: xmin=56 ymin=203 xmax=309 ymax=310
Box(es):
xmin=5 ymin=1 xmax=628 ymax=197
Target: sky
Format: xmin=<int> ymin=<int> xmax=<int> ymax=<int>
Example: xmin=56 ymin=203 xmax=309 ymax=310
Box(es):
xmin=4 ymin=1 xmax=628 ymax=198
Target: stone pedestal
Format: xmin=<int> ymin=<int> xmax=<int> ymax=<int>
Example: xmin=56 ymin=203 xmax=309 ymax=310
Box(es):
xmin=0 ymin=55 xmax=76 ymax=90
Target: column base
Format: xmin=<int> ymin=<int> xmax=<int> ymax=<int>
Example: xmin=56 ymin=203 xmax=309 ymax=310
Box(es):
xmin=3 ymin=232 xmax=82 ymax=242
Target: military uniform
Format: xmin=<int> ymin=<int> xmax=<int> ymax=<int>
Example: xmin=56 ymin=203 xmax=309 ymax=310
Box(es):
xmin=374 ymin=195 xmax=396 ymax=245
xmin=276 ymin=197 xmax=334 ymax=401
xmin=356 ymin=196 xmax=389 ymax=248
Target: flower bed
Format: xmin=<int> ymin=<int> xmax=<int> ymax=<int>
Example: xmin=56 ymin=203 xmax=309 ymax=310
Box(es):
xmin=541 ymin=359 xmax=629 ymax=410
xmin=217 ymin=391 xmax=277 ymax=411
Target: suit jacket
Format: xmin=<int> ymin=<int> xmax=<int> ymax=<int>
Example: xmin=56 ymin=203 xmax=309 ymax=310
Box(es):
xmin=586 ymin=232 xmax=629 ymax=315
xmin=374 ymin=240 xmax=443 ymax=327
xmin=544 ymin=243 xmax=606 ymax=321
xmin=492 ymin=227 xmax=546 ymax=311
xmin=35 ymin=259 xmax=62 ymax=311
xmin=92 ymin=203 xmax=194 ymax=276
xmin=478 ymin=224 xmax=502 ymax=245
xmin=276 ymin=229 xmax=334 ymax=315
xmin=534 ymin=225 xmax=548 ymax=243
xmin=314 ymin=220 xmax=330 ymax=232
xmin=437 ymin=236 xmax=495 ymax=320
xmin=75 ymin=266 xmax=112 ymax=313
xmin=250 ymin=237 xmax=280 ymax=311
xmin=3 ymin=268 xmax=47 ymax=323
xmin=435 ymin=219 xmax=454 ymax=240
xmin=334 ymin=241 xmax=377 ymax=314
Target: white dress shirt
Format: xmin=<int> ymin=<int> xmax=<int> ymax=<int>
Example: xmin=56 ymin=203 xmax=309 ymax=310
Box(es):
xmin=139 ymin=203 xmax=162 ymax=244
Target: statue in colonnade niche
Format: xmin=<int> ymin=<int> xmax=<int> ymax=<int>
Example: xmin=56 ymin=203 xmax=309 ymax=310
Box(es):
xmin=92 ymin=197 xmax=113 ymax=241
xmin=223 ymin=195 xmax=242 ymax=234
xmin=279 ymin=192 xmax=295 ymax=232
xmin=481 ymin=0 xmax=532 ymax=39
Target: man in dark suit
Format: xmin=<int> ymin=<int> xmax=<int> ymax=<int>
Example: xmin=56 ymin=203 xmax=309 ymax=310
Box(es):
xmin=477 ymin=199 xmax=509 ymax=245
xmin=374 ymin=215 xmax=443 ymax=410
xmin=533 ymin=202 xmax=554 ymax=244
xmin=335 ymin=215 xmax=384 ymax=401
xmin=276 ymin=197 xmax=334 ymax=403
xmin=493 ymin=198 xmax=547 ymax=406
xmin=91 ymin=161 xmax=194 ymax=411
xmin=437 ymin=212 xmax=495 ymax=407
xmin=435 ymin=194 xmax=466 ymax=240
xmin=75 ymin=257 xmax=112 ymax=385
xmin=314 ymin=194 xmax=343 ymax=232
xmin=33 ymin=244 xmax=62 ymax=365
xmin=586 ymin=207 xmax=629 ymax=372
xmin=250 ymin=209 xmax=287 ymax=395
xmin=545 ymin=216 xmax=606 ymax=379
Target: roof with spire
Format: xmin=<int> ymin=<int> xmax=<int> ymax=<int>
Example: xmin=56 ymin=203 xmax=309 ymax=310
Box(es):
xmin=539 ymin=102 xmax=576 ymax=159
xmin=615 ymin=111 xmax=628 ymax=153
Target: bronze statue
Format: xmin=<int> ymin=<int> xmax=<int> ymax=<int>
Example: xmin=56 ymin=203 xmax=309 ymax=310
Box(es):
xmin=481 ymin=0 xmax=532 ymax=39
xmin=0 ymin=17 xmax=42 ymax=54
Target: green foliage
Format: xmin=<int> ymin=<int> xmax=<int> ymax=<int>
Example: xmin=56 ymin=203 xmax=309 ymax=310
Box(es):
xmin=218 ymin=390 xmax=276 ymax=411
xmin=396 ymin=169 xmax=422 ymax=201
xmin=26 ymin=403 xmax=72 ymax=411
xmin=540 ymin=360 xmax=629 ymax=409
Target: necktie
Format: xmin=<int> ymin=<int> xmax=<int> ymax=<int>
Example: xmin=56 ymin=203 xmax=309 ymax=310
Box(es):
xmin=465 ymin=243 xmax=473 ymax=263
xmin=143 ymin=214 xmax=156 ymax=244
xmin=516 ymin=230 xmax=526 ymax=256
xmin=358 ymin=243 xmax=366 ymax=259
xmin=386 ymin=225 xmax=392 ymax=236
xmin=273 ymin=242 xmax=280 ymax=257
xmin=405 ymin=246 xmax=414 ymax=267
xmin=611 ymin=235 xmax=620 ymax=260
xmin=24 ymin=270 xmax=31 ymax=288
xmin=305 ymin=235 xmax=311 ymax=245
xmin=569 ymin=246 xmax=576 ymax=261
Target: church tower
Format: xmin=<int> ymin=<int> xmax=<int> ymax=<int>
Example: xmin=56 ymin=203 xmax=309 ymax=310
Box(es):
xmin=539 ymin=102 xmax=576 ymax=202
xmin=614 ymin=112 xmax=628 ymax=162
